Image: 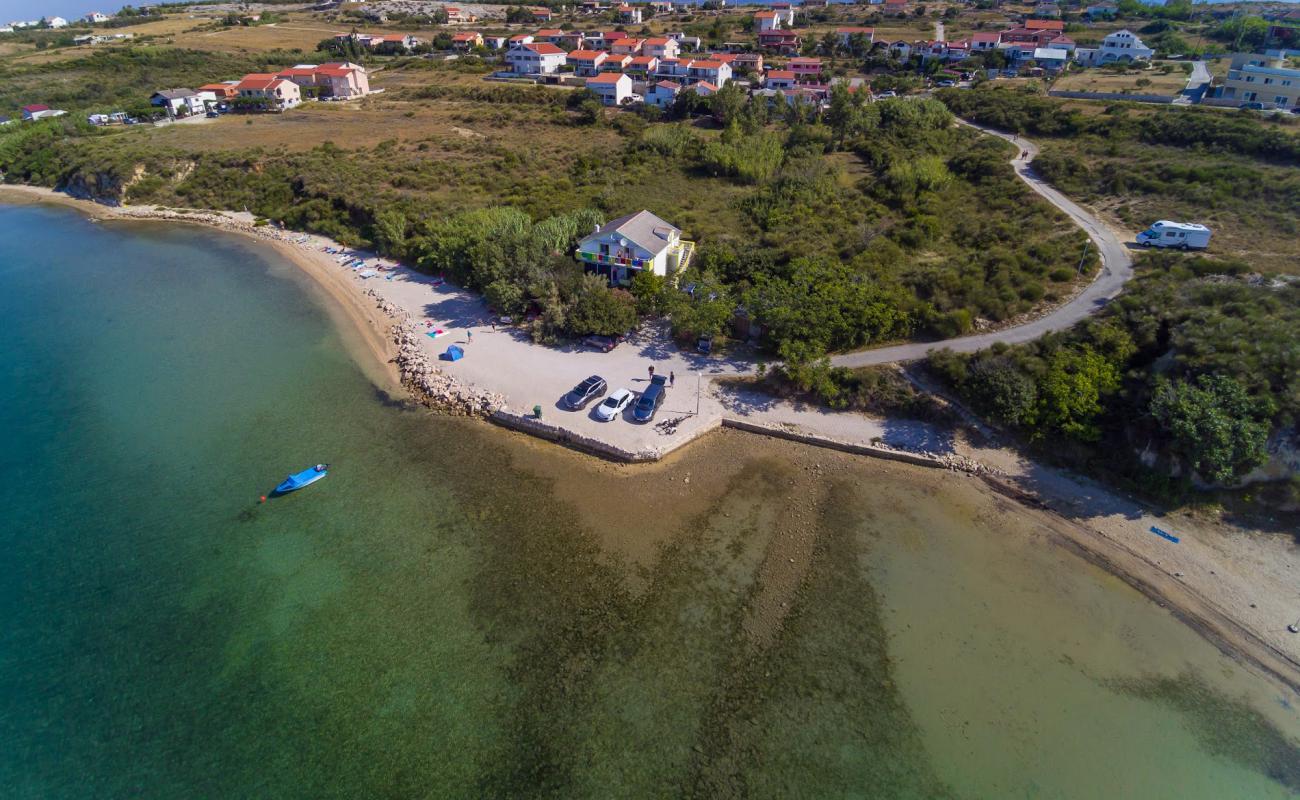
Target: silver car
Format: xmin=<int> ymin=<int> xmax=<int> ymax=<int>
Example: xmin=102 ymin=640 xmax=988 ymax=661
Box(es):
xmin=594 ymin=388 xmax=634 ymax=421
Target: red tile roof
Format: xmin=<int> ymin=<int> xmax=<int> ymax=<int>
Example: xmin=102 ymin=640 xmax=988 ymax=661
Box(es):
xmin=766 ymin=70 xmax=795 ymax=80
xmin=524 ymin=42 xmax=565 ymax=55
xmin=971 ymin=32 xmax=1000 ymax=42
xmin=588 ymin=72 xmax=627 ymax=84
xmin=567 ymin=49 xmax=607 ymax=60
xmin=691 ymin=59 xmax=725 ymax=68
xmin=1025 ymin=19 xmax=1064 ymax=30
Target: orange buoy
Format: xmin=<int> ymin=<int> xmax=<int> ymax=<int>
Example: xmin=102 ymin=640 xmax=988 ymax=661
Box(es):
xmin=259 ymin=495 xmax=267 ymax=503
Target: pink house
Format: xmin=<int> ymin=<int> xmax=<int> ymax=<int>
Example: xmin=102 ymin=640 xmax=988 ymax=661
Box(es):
xmin=788 ymin=57 xmax=823 ymax=82
xmin=642 ymin=37 xmax=680 ymax=59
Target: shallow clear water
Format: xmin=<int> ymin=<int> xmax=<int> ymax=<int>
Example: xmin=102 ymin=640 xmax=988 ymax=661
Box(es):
xmin=1 ymin=204 xmax=1296 ymax=799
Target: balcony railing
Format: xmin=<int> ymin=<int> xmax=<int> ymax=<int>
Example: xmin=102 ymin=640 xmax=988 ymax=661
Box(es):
xmin=578 ymin=251 xmax=647 ymax=269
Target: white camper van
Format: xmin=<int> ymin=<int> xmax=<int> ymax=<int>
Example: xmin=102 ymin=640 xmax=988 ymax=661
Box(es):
xmin=1136 ymin=220 xmax=1211 ymax=250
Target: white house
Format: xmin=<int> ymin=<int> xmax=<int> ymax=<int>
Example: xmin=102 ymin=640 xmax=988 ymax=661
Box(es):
xmin=646 ymin=79 xmax=681 ymax=107
xmin=45 ymin=16 xmax=69 ymax=28
xmin=150 ymin=88 xmax=207 ymax=116
xmin=587 ymin=72 xmax=633 ymax=106
xmin=617 ymin=3 xmax=643 ymax=23
xmin=771 ymin=1 xmax=796 ymax=26
xmin=576 ymin=210 xmax=695 ymax=284
xmin=506 ymin=41 xmax=567 ymax=74
xmin=1032 ymin=47 xmax=1070 ymax=71
xmin=1074 ymin=29 xmax=1153 ymax=66
xmin=85 ymin=11 xmax=110 ymax=23
xmin=754 ymin=10 xmax=780 ymax=32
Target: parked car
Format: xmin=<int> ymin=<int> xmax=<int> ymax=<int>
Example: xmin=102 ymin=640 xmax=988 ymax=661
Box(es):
xmin=206 ymin=110 xmax=219 ymax=118
xmin=876 ymin=90 xmax=896 ymax=98
xmin=936 ymin=79 xmax=955 ymax=88
xmin=1239 ymin=101 xmax=1265 ymax=110
xmin=563 ymin=375 xmax=607 ymax=409
xmin=632 ymin=382 xmax=666 ymax=423
xmin=582 ymin=334 xmax=618 ymax=352
xmin=594 ymin=388 xmax=634 ymax=421
xmin=697 ymin=334 xmax=713 ymax=354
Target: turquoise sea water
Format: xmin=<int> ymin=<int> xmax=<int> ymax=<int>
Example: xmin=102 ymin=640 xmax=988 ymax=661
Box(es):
xmin=1 ymin=203 xmax=1297 ymax=799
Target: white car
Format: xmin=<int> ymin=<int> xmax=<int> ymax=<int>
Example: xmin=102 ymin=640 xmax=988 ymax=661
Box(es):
xmin=594 ymin=388 xmax=634 ymax=421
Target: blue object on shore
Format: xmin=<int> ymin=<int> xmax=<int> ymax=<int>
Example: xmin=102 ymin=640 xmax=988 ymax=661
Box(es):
xmin=274 ymin=464 xmax=328 ymax=494
xmin=1149 ymin=525 xmax=1180 ymax=543
xmin=442 ymin=345 xmax=464 ymax=362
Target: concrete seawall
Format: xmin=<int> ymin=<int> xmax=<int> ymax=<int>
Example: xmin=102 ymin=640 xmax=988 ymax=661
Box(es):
xmin=489 ymin=408 xmax=949 ymax=470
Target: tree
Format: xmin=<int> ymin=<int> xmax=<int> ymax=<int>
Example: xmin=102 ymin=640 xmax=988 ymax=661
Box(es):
xmin=1035 ymin=346 xmax=1120 ymax=441
xmin=1149 ymin=374 xmax=1275 ymax=484
xmin=966 ymin=357 xmax=1038 ymax=427
xmin=373 ymin=209 xmax=409 ymax=257
xmin=567 ymin=276 xmax=638 ymax=336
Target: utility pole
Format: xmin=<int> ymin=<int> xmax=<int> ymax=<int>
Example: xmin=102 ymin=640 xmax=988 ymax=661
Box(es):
xmin=695 ymin=371 xmax=701 ymax=416
xmin=1076 ymin=241 xmax=1091 ymax=276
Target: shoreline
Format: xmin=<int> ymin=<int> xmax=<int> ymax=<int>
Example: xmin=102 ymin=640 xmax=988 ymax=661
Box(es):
xmin=2 ymin=184 xmax=1297 ymax=696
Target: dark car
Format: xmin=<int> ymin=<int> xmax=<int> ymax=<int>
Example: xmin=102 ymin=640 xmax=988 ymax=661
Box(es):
xmin=1239 ymin=101 xmax=1265 ymax=110
xmin=582 ymin=335 xmax=618 ymax=352
xmin=206 ymin=110 xmax=220 ymax=118
xmin=697 ymin=334 xmax=713 ymax=354
xmin=633 ymin=376 xmax=667 ymax=422
xmin=563 ymin=375 xmax=607 ymax=409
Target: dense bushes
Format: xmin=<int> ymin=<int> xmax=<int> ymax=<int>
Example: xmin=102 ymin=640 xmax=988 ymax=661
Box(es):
xmin=929 ymin=252 xmax=1299 ymax=489
xmin=936 ymin=86 xmax=1300 ymax=165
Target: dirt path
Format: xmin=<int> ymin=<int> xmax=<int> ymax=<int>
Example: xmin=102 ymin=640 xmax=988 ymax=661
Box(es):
xmin=832 ymin=121 xmax=1136 ymax=367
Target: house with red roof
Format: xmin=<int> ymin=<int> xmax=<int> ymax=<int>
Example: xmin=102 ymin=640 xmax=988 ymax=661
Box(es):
xmin=971 ymin=31 xmax=1001 ymax=51
xmin=600 ymin=53 xmax=634 ymax=72
xmin=529 ymin=7 xmax=553 ymax=21
xmin=536 ymin=29 xmax=565 ymax=43
xmin=754 ymin=10 xmax=780 ymax=33
xmin=618 ymin=4 xmax=643 ymax=23
xmin=451 ymin=31 xmax=483 ymax=50
xmin=757 ymin=29 xmax=801 ymax=53
xmin=610 ymin=37 xmax=644 ymax=55
xmin=234 ymin=75 xmax=301 ymax=111
xmin=642 ymin=37 xmax=680 ymax=59
xmin=587 ymin=71 xmax=633 ymax=105
xmin=646 ymin=79 xmax=681 ymax=108
xmin=1025 ymin=19 xmax=1064 ymax=31
xmin=788 ymin=57 xmax=823 ymax=82
xmin=567 ymin=49 xmax=609 ymax=77
xmin=198 ymin=82 xmax=239 ymax=100
xmin=506 ymin=41 xmax=567 ymax=74
xmin=764 ymin=69 xmax=796 ymax=90
xmin=687 ymin=59 xmax=732 ymax=86
xmin=628 ymin=55 xmax=660 ymax=75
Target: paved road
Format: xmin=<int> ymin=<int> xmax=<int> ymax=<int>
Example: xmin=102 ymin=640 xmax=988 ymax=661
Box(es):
xmin=1175 ymin=60 xmax=1213 ymax=105
xmin=832 ymin=122 xmax=1136 ymax=367
xmin=934 ymin=20 xmax=944 ymax=41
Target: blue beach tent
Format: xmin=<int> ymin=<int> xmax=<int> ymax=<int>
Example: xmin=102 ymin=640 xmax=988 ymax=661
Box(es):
xmin=442 ymin=345 xmax=464 ymax=362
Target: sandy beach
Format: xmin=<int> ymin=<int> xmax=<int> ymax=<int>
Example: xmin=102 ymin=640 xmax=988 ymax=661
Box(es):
xmin=2 ymin=183 xmax=1297 ymax=695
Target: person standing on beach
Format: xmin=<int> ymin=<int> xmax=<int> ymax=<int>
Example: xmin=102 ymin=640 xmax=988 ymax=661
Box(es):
xmin=648 ymin=365 xmax=655 ymax=380
xmin=669 ymin=371 xmax=675 ymax=387
xmin=467 ymin=329 xmax=473 ymax=344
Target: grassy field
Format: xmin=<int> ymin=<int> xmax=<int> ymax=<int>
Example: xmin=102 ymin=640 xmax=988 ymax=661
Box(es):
xmin=1051 ymin=65 xmax=1190 ymax=96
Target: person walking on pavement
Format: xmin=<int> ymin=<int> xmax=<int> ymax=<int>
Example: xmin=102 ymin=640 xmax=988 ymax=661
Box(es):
xmin=648 ymin=365 xmax=655 ymax=380
xmin=669 ymin=371 xmax=675 ymax=387
xmin=467 ymin=329 xmax=473 ymax=344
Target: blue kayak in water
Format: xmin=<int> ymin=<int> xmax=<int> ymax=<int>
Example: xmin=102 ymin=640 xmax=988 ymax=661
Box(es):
xmin=274 ymin=464 xmax=328 ymax=494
